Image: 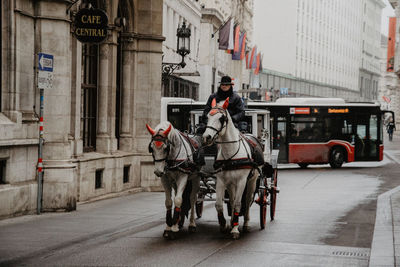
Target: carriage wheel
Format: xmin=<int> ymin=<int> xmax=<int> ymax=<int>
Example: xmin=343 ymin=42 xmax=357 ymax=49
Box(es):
xmin=195 ymin=199 xmax=204 ymax=218
xmin=259 ymin=185 xmax=267 ymax=230
xmin=270 ymin=169 xmax=278 ymax=221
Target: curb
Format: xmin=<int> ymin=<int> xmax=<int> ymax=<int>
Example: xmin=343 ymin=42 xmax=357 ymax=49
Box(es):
xmin=369 ymin=185 xmax=400 ymax=266
xmin=369 ymin=152 xmax=400 ymax=266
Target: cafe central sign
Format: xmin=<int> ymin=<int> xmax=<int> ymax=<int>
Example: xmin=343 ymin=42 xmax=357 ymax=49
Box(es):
xmin=74 ymin=8 xmax=108 ymax=43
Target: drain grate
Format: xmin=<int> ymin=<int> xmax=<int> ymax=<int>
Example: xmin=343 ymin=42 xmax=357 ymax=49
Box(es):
xmin=332 ymin=251 xmax=369 ymax=258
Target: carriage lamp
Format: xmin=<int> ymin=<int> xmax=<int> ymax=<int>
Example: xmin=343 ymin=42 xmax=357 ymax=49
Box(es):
xmin=162 ymin=21 xmax=191 ymax=76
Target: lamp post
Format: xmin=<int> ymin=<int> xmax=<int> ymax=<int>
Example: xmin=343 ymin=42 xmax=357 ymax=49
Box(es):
xmin=162 ymin=21 xmax=191 ymax=76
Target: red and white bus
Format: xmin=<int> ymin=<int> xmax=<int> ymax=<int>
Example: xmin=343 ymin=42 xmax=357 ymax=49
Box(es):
xmin=162 ymin=97 xmax=394 ymax=168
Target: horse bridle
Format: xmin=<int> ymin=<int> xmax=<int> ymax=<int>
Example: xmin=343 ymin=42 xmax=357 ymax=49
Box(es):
xmin=205 ymin=107 xmax=228 ymax=142
xmin=206 ymin=107 xmax=249 ymax=161
xmin=148 ymin=131 xmax=194 ymax=173
xmin=148 ymin=133 xmax=171 ymax=162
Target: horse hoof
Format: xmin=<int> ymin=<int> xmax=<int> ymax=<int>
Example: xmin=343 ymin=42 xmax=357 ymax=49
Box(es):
xmin=242 ymin=226 xmax=250 ymax=233
xmin=188 ymin=226 xmax=197 ymax=233
xmin=163 ymin=230 xmax=172 ymax=239
xmin=231 ymin=232 xmax=240 ymax=240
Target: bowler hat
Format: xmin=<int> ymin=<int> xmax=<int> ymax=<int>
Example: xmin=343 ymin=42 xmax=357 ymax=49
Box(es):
xmin=219 ymin=76 xmax=234 ymax=85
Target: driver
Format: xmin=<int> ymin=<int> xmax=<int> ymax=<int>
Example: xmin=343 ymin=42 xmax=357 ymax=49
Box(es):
xmin=197 ymin=75 xmax=245 ymax=134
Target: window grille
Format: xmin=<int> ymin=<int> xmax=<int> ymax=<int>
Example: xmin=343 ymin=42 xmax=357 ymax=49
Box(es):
xmin=123 ymin=165 xmax=130 ymax=183
xmin=0 ymin=160 xmax=6 ymax=184
xmin=81 ymin=44 xmax=98 ymax=152
xmin=95 ymin=169 xmax=103 ymax=189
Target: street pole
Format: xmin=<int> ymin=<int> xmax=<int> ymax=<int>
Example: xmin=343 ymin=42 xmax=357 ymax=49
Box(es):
xmin=37 ymin=88 xmax=44 ymax=214
xmin=36 ymin=52 xmax=53 ymax=215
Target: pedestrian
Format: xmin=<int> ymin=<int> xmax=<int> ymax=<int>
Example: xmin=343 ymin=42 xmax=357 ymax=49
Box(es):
xmin=196 ymin=75 xmax=245 ymax=134
xmin=387 ymin=117 xmax=396 ymax=141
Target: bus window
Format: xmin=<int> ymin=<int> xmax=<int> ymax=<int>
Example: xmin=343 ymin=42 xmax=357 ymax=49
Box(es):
xmin=369 ymin=115 xmax=378 ymax=157
xmin=274 ymin=117 xmax=287 ymax=162
xmin=342 ymin=119 xmax=353 ymax=135
xmin=257 ymin=115 xmax=264 ymax=138
xmin=370 ymin=115 xmax=378 ymax=140
xmin=290 ymin=116 xmax=323 ymax=142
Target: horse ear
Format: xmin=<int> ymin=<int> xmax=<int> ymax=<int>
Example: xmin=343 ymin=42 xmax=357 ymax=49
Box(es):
xmin=211 ymin=98 xmax=217 ymax=108
xmin=146 ymin=124 xmax=155 ymax=135
xmin=163 ymin=124 xmax=172 ymax=137
xmin=222 ymin=97 xmax=229 ymax=110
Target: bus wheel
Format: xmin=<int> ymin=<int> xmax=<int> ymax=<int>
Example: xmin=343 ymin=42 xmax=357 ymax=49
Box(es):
xmin=329 ymin=147 xmax=345 ymax=168
xmin=298 ymin=163 xmax=309 ymax=169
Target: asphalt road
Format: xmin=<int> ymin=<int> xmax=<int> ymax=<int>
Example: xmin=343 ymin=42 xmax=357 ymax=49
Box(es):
xmin=0 ymin=136 xmax=399 ymax=266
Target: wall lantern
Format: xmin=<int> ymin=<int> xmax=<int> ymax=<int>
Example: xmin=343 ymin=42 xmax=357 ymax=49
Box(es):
xmin=162 ymin=21 xmax=191 ymax=76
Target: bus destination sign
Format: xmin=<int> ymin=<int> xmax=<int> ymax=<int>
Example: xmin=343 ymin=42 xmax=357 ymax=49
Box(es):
xmin=74 ymin=8 xmax=108 ymax=43
xmin=290 ymin=107 xmax=310 ymax=114
xmin=328 ymin=108 xmax=349 ymax=113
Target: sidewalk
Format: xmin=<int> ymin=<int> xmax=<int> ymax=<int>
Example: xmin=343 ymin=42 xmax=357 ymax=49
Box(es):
xmin=369 ymin=131 xmax=400 ymax=267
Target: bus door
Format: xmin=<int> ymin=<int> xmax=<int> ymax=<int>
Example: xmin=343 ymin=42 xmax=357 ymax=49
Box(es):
xmin=272 ymin=116 xmax=287 ymax=163
xmin=354 ymin=114 xmax=379 ymax=160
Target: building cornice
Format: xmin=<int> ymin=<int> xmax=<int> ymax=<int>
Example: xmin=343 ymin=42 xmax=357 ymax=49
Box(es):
xmin=201 ymin=8 xmax=224 ymax=27
xmin=359 ymin=68 xmax=381 ymax=77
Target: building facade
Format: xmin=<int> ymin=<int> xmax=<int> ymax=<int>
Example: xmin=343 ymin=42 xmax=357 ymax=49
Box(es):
xmin=254 ymin=0 xmax=384 ymax=102
xmin=197 ymin=0 xmax=254 ymax=101
xmin=0 ymin=0 xmax=164 ymax=218
xmin=162 ymin=0 xmax=202 ymax=100
xmin=386 ymin=0 xmax=400 ymax=127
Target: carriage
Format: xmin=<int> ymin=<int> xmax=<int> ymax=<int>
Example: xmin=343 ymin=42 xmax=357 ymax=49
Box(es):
xmin=147 ymin=98 xmax=279 ymax=239
xmin=190 ymin=107 xmax=279 ymax=230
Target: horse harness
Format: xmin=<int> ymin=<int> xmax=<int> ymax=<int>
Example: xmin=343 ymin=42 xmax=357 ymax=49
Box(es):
xmin=207 ymin=106 xmax=260 ymax=173
xmin=148 ymin=130 xmax=198 ymax=174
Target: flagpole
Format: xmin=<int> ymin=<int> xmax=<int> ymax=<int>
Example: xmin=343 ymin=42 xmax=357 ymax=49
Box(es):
xmin=211 ymin=16 xmax=232 ymax=38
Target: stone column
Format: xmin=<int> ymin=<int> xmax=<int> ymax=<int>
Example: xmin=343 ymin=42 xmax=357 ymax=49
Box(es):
xmin=35 ymin=0 xmax=77 ymax=211
xmin=96 ymin=43 xmax=110 ymax=152
xmin=119 ymin=38 xmax=134 ymax=151
xmin=96 ymin=41 xmax=118 ymax=153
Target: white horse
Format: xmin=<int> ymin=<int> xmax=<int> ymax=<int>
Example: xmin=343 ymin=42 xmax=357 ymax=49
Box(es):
xmin=202 ymin=98 xmax=258 ymax=239
xmin=146 ymin=121 xmax=201 ymax=239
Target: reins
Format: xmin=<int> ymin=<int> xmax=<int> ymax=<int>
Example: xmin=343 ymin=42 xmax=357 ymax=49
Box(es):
xmin=207 ymin=107 xmax=253 ymax=171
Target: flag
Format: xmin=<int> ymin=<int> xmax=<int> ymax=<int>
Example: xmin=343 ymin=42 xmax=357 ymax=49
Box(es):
xmin=240 ymin=32 xmax=247 ymax=60
xmin=259 ymin=53 xmax=263 ymax=71
xmin=254 ymin=53 xmax=261 ymax=75
xmin=245 ymin=51 xmax=250 ymax=69
xmin=383 ymin=96 xmax=391 ymax=103
xmin=232 ymin=32 xmax=244 ymax=60
xmin=233 ymin=25 xmax=240 ymax=53
xmin=250 ymin=46 xmax=257 ymax=69
xmin=218 ymin=18 xmax=234 ymax=50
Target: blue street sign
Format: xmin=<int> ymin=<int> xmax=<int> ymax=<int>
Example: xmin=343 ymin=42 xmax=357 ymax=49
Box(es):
xmin=38 ymin=53 xmax=54 ymax=72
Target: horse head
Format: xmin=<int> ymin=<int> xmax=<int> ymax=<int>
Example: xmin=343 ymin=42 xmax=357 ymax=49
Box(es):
xmin=146 ymin=122 xmax=172 ymax=177
xmin=202 ymin=97 xmax=230 ymax=145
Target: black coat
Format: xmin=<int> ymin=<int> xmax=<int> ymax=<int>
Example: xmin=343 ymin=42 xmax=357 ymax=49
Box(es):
xmin=202 ymin=87 xmax=245 ymax=125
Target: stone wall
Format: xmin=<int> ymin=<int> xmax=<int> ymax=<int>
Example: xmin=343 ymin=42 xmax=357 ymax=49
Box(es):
xmin=0 ymin=0 xmax=164 ymax=218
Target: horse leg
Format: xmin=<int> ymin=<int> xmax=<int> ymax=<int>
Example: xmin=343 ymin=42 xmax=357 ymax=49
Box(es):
xmin=231 ymin=177 xmax=247 ymax=239
xmin=161 ymin=176 xmax=173 ymax=239
xmin=243 ymin=172 xmax=258 ymax=233
xmin=189 ymin=176 xmax=200 ymax=233
xmin=171 ymin=174 xmax=188 ymax=233
xmin=215 ymin=177 xmax=229 ymax=233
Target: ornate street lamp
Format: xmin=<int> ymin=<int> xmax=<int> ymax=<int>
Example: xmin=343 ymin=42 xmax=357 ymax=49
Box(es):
xmin=162 ymin=21 xmax=191 ymax=76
